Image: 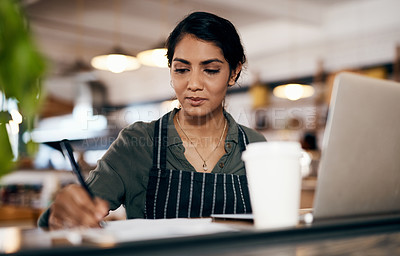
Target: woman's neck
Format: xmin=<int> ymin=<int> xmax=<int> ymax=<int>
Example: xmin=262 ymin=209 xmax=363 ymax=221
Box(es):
xmin=176 ymin=108 xmax=226 ymax=137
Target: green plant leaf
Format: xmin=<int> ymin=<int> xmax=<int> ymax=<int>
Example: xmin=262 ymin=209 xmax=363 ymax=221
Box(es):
xmin=0 ymin=0 xmax=46 ymax=175
xmin=0 ymin=122 xmax=15 ymax=177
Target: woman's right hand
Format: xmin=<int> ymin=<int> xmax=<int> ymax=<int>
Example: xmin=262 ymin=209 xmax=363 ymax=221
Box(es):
xmin=48 ymin=184 xmax=109 ymax=230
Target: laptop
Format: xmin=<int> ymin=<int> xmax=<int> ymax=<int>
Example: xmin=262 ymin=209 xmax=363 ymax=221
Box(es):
xmin=312 ymin=72 xmax=400 ymax=222
xmin=212 ymin=72 xmax=400 ymax=225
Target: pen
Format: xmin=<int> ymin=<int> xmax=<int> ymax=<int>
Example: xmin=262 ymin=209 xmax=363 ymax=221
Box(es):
xmin=60 ymin=139 xmax=107 ymax=227
xmin=60 ymin=139 xmax=95 ymax=199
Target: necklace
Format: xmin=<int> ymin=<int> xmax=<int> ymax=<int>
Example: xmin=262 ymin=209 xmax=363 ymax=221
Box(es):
xmin=176 ymin=114 xmax=227 ymax=172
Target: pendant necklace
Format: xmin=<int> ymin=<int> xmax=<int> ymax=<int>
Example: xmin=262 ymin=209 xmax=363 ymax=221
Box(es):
xmin=176 ymin=115 xmax=227 ymax=172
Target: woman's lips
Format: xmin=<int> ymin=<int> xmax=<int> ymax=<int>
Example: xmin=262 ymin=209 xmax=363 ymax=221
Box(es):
xmin=186 ymin=97 xmax=206 ymax=106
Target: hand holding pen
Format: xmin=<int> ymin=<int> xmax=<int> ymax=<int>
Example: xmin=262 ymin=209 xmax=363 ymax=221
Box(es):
xmin=47 ymin=140 xmax=109 ymax=230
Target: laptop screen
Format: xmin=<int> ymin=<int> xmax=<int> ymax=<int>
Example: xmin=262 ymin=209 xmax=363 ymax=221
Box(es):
xmin=313 ymin=72 xmax=400 ymax=220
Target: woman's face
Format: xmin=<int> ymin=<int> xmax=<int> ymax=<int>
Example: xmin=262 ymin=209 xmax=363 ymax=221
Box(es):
xmin=170 ymin=34 xmax=240 ymax=118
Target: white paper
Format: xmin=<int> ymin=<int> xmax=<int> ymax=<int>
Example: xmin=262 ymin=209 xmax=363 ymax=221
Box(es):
xmin=98 ymin=218 xmax=237 ymax=242
xmin=47 ymin=218 xmax=239 ymax=245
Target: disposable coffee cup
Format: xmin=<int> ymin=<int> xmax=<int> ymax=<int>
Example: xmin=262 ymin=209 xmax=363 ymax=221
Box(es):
xmin=242 ymin=141 xmax=302 ymax=229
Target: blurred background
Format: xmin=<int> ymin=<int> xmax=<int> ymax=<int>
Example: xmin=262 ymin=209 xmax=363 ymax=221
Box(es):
xmin=1 ymin=0 xmax=399 ymax=226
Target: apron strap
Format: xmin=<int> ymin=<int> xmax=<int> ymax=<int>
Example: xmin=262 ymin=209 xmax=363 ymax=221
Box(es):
xmin=237 ymin=125 xmax=249 ymax=151
xmin=152 ymin=112 xmax=170 ymax=170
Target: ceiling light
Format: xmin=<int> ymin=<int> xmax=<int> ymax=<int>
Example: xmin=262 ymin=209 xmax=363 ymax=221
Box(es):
xmin=91 ymin=47 xmax=141 ymax=73
xmin=137 ymin=48 xmax=168 ymax=68
xmin=273 ymin=83 xmax=315 ymax=101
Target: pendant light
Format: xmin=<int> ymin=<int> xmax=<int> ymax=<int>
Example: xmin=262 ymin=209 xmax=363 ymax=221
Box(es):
xmin=272 ymin=4 xmax=314 ymax=102
xmin=273 ymin=83 xmax=315 ymax=101
xmin=136 ymin=0 xmax=168 ymax=68
xmin=137 ymin=47 xmax=168 ymax=68
xmin=63 ymin=0 xmax=92 ymax=76
xmin=90 ymin=0 xmax=140 ymax=73
xmin=91 ymin=46 xmax=141 ymax=73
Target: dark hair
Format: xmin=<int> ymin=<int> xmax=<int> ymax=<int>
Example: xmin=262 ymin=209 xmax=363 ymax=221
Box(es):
xmin=166 ymin=12 xmax=246 ymax=82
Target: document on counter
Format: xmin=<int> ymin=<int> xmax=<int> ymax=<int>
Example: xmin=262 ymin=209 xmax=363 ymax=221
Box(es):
xmin=47 ymin=218 xmax=240 ymax=245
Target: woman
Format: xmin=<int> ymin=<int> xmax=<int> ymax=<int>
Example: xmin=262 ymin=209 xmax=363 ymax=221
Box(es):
xmin=38 ymin=11 xmax=266 ymax=229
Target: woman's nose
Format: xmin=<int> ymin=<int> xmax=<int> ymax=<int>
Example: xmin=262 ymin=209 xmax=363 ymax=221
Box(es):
xmin=187 ymin=71 xmax=204 ymax=91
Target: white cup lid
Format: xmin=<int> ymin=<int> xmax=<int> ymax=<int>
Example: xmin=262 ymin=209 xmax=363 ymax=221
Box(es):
xmin=242 ymin=141 xmax=302 ymax=160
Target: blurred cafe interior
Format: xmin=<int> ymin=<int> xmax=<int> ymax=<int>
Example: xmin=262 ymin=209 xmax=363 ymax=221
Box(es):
xmin=1 ymin=0 xmax=400 ymax=249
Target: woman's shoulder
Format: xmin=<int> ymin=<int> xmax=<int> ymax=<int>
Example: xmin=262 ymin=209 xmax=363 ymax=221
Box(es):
xmin=239 ymin=124 xmax=267 ymax=143
xmin=223 ymin=111 xmax=266 ymax=143
xmin=107 ymin=120 xmax=157 ymax=152
xmin=123 ymin=119 xmax=156 ymax=137
xmin=117 ymin=110 xmax=176 ymax=147
xmin=122 ymin=110 xmax=175 ymax=136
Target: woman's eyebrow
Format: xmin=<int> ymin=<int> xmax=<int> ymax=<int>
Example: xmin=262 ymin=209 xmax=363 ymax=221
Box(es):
xmin=201 ymin=59 xmax=224 ymax=65
xmin=172 ymin=58 xmax=190 ymax=64
xmin=172 ymin=58 xmax=224 ymax=65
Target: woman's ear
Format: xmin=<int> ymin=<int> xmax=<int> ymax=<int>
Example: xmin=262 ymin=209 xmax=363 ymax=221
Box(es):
xmin=228 ymin=63 xmax=243 ymax=86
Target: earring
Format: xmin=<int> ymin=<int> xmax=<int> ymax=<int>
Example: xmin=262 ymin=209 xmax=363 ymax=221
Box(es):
xmin=170 ymin=81 xmax=174 ymax=88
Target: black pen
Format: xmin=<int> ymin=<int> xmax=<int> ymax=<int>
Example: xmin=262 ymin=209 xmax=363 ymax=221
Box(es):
xmin=60 ymin=139 xmax=106 ymax=227
xmin=60 ymin=139 xmax=95 ymax=198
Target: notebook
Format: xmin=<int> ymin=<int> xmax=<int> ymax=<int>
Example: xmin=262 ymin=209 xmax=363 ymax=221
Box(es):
xmin=312 ymin=72 xmax=400 ymax=221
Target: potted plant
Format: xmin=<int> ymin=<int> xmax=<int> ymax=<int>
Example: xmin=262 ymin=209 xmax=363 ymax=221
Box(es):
xmin=0 ymin=0 xmax=46 ymax=177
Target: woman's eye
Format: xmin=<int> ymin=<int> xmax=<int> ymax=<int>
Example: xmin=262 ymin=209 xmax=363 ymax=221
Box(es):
xmin=205 ymin=69 xmax=220 ymax=75
xmin=174 ymin=68 xmax=189 ymax=74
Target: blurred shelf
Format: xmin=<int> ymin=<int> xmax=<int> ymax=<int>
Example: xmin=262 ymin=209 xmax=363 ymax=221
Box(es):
xmin=0 ymin=205 xmax=43 ymax=228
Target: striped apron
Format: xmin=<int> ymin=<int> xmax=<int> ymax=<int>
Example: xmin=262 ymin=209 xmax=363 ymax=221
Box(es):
xmin=145 ymin=112 xmax=252 ymax=219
